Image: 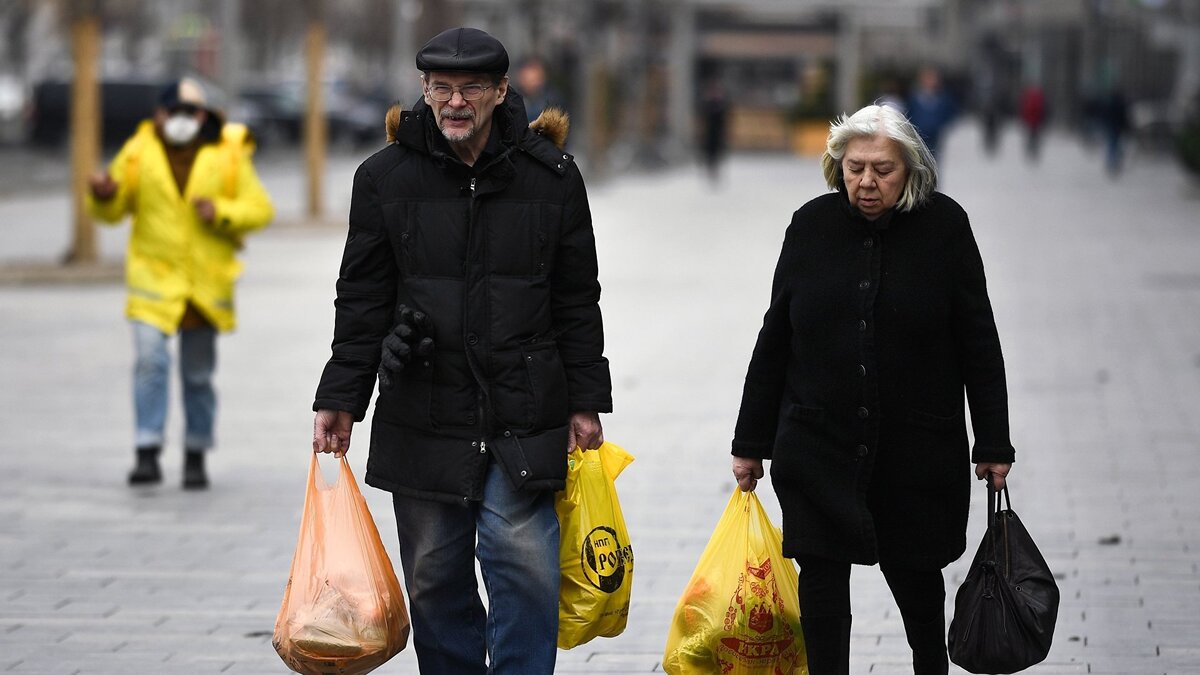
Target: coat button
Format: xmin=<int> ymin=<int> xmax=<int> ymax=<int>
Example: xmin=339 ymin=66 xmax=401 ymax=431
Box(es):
xmin=858 ymin=319 xmax=867 ymax=332
xmin=520 ymin=470 xmax=528 ymax=477
xmin=857 ymin=406 xmax=869 ymax=419
xmin=467 ymin=333 xmax=479 ymax=345
xmin=857 ymin=365 xmax=867 ymax=377
xmin=863 ymin=238 xmax=874 ymax=249
xmin=858 ymin=280 xmax=870 ymax=290
xmin=504 ymin=430 xmax=512 ymax=438
xmin=856 ymin=444 xmax=869 ymax=457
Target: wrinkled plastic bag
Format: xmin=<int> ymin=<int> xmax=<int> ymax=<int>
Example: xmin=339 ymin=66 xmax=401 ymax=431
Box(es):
xmin=556 ymin=441 xmax=635 ymax=649
xmin=274 ymin=454 xmax=410 ymax=674
xmin=663 ymin=489 xmax=808 ymax=675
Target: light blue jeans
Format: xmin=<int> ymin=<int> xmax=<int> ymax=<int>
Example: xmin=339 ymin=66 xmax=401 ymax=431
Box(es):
xmin=131 ymin=320 xmax=217 ymax=451
xmin=391 ymin=458 xmax=560 ymax=675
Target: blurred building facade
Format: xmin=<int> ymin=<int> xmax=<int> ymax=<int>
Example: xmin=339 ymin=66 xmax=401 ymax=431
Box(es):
xmin=1 ymin=0 xmax=1197 ymax=168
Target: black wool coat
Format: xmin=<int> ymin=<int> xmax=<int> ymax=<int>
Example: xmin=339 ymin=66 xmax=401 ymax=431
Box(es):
xmin=732 ymin=191 xmax=1015 ymax=569
xmin=314 ymin=92 xmax=612 ymax=504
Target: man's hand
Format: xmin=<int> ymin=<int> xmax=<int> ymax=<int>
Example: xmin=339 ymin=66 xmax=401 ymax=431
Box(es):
xmin=975 ymin=462 xmax=1011 ymax=490
xmin=732 ymin=456 xmax=764 ymax=492
xmin=193 ymin=198 xmax=216 ymax=224
xmin=567 ymin=411 xmax=603 ymax=452
xmin=379 ymin=305 xmax=435 ymax=390
xmin=89 ymin=172 xmax=118 ymax=200
xmin=313 ymin=409 xmax=354 ymax=457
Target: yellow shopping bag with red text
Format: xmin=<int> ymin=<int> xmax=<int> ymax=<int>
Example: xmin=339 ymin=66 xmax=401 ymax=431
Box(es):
xmin=663 ymin=489 xmax=807 ymax=674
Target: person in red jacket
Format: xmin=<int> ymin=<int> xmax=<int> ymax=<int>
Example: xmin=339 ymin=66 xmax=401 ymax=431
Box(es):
xmin=1019 ymin=83 xmax=1048 ymax=161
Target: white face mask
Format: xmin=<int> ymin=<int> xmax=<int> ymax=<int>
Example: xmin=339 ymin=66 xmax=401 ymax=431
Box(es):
xmin=162 ymin=113 xmax=201 ymax=146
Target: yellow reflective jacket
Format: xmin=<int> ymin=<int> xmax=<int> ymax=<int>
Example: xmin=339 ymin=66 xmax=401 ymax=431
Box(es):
xmin=88 ymin=120 xmax=274 ymax=333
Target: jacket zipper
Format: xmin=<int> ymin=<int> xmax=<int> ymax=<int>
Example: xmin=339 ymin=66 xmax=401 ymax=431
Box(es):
xmin=467 ymin=175 xmax=487 ymax=452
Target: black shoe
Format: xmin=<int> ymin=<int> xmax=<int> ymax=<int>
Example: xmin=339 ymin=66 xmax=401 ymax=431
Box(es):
xmin=183 ymin=450 xmax=209 ymax=490
xmin=128 ymin=446 xmax=162 ymax=485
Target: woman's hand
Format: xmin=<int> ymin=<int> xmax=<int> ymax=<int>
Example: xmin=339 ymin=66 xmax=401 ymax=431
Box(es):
xmin=732 ymin=457 xmax=764 ymax=492
xmin=975 ymin=462 xmax=1011 ymax=490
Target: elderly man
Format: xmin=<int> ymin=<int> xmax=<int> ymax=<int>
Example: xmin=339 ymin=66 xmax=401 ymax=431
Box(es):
xmin=311 ymin=27 xmax=612 ymax=674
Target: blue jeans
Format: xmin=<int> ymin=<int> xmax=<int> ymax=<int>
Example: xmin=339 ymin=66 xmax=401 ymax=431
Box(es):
xmin=131 ymin=320 xmax=217 ymax=450
xmin=391 ymin=458 xmax=560 ymax=675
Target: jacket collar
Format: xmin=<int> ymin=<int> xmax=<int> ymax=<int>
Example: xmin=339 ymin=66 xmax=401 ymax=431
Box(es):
xmin=394 ymin=89 xmax=567 ymax=176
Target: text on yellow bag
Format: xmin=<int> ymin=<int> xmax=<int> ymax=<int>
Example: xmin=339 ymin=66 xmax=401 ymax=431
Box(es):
xmin=556 ymin=441 xmax=635 ymax=649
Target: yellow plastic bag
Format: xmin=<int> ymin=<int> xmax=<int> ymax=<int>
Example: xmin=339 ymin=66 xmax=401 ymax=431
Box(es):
xmin=556 ymin=441 xmax=635 ymax=649
xmin=663 ymin=489 xmax=808 ymax=675
xmin=274 ymin=454 xmax=410 ymax=675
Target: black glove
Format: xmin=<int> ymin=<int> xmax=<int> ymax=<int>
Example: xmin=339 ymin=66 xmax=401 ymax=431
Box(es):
xmin=379 ymin=305 xmax=435 ymax=390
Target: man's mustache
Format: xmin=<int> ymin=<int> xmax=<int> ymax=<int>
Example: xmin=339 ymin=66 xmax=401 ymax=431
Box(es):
xmin=441 ymin=109 xmax=475 ymax=121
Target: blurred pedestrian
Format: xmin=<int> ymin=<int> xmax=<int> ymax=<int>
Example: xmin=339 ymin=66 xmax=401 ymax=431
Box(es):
xmin=1019 ymin=83 xmax=1048 ymax=162
xmin=1097 ymin=86 xmax=1131 ymax=176
xmin=515 ymin=55 xmax=562 ymax=121
xmin=87 ymin=77 xmax=273 ymax=490
xmin=731 ymin=104 xmax=1015 ymax=675
xmin=973 ymin=70 xmax=1003 ymax=158
xmin=875 ymin=76 xmax=906 ymax=114
xmin=312 ymin=27 xmax=611 ymax=675
xmin=906 ymin=66 xmax=957 ymax=161
xmin=698 ymin=78 xmax=730 ymax=184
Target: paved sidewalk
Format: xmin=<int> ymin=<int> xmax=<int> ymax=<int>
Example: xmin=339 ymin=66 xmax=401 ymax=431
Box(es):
xmin=2 ymin=122 xmax=1199 ymax=674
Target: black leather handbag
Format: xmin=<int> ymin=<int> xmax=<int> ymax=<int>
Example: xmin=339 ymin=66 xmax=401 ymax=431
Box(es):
xmin=947 ymin=479 xmax=1060 ymax=674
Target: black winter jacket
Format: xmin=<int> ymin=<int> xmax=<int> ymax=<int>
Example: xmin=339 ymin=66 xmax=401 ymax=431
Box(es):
xmin=732 ymin=191 xmax=1014 ymax=568
xmin=314 ymin=92 xmax=612 ymax=504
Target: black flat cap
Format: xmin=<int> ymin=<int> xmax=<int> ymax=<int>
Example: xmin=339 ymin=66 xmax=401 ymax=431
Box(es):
xmin=416 ymin=27 xmax=509 ymax=75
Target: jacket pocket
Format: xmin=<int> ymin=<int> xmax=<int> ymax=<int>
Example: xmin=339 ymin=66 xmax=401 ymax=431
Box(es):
xmin=884 ymin=408 xmax=968 ymax=487
xmin=523 ymin=340 xmax=569 ymax=429
xmin=380 ymin=356 xmax=434 ymax=429
xmin=429 ymin=352 xmax=477 ymax=429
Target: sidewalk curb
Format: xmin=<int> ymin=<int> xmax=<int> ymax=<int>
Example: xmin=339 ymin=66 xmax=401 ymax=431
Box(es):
xmin=0 ymin=260 xmax=124 ymax=286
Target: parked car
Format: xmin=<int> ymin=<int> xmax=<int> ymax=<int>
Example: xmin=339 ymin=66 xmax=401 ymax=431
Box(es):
xmin=0 ymin=73 xmax=29 ymax=144
xmin=29 ymin=77 xmax=164 ymax=148
xmin=236 ymin=81 xmax=389 ymax=149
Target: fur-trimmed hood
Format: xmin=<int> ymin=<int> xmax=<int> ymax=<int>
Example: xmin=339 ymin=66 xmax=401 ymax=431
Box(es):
xmin=384 ymin=103 xmax=570 ymax=150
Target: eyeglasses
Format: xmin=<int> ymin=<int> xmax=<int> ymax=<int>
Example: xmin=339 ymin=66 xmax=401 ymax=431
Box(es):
xmin=426 ymin=84 xmax=492 ymax=102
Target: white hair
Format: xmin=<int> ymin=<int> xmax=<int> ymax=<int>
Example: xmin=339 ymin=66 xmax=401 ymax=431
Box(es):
xmin=820 ymin=105 xmax=938 ymax=212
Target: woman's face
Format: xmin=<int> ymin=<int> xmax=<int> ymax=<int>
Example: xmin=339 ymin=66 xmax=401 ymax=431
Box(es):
xmin=842 ymin=133 xmax=909 ymax=220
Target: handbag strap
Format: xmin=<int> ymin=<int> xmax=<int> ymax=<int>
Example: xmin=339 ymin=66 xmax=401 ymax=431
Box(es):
xmin=985 ymin=475 xmax=1013 ymax=577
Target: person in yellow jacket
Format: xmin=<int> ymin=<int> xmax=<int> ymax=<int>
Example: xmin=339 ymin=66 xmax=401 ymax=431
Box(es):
xmin=87 ymin=78 xmax=273 ymax=489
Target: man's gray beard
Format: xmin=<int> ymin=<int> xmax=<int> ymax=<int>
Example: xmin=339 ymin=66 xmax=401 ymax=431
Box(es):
xmin=441 ymin=126 xmax=476 ymax=144
xmin=439 ymin=112 xmax=477 ymax=144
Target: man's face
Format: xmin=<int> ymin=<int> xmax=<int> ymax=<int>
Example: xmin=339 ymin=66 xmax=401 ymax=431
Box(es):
xmin=424 ymin=72 xmax=507 ymax=145
xmin=841 ymin=133 xmax=909 ymax=220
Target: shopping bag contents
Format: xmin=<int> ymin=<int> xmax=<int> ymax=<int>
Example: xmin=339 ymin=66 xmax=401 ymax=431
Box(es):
xmin=556 ymin=441 xmax=635 ymax=649
xmin=274 ymin=454 xmax=410 ymax=675
xmin=663 ymin=489 xmax=808 ymax=675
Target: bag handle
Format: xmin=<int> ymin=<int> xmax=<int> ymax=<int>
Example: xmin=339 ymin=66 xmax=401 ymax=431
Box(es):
xmin=985 ymin=473 xmax=1013 ymax=577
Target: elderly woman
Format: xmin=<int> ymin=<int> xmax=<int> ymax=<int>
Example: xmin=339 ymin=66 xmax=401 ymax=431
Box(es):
xmin=730 ymin=104 xmax=1015 ymax=675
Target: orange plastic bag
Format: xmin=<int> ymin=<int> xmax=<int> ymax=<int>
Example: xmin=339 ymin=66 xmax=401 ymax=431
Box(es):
xmin=274 ymin=454 xmax=410 ymax=675
xmin=662 ymin=489 xmax=807 ymax=675
xmin=555 ymin=441 xmax=635 ymax=649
